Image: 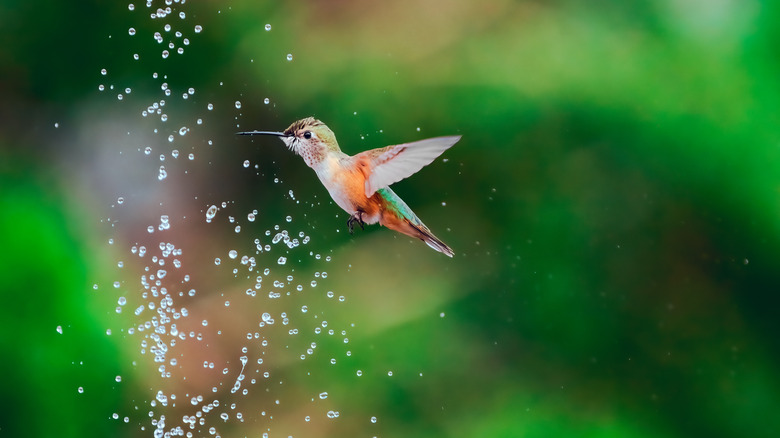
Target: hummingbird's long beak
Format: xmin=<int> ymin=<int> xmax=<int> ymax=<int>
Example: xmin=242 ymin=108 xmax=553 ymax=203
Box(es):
xmin=235 ymin=130 xmax=290 ymax=137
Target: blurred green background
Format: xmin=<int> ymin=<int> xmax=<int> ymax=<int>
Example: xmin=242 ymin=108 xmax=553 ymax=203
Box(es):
xmin=2 ymin=0 xmax=780 ymax=437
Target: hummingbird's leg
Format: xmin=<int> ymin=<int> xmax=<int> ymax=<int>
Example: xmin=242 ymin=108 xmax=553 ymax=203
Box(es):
xmin=347 ymin=211 xmax=365 ymax=234
xmin=357 ymin=211 xmax=365 ymax=229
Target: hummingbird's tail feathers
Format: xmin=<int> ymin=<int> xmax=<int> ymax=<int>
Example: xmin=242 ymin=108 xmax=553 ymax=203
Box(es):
xmin=407 ymin=221 xmax=455 ymax=258
xmin=376 ymin=187 xmax=454 ymax=257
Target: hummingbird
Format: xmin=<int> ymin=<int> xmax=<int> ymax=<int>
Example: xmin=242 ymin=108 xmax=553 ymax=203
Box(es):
xmin=237 ymin=117 xmax=460 ymax=257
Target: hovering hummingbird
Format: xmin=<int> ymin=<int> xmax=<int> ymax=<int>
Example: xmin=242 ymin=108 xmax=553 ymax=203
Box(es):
xmin=237 ymin=117 xmax=460 ymax=257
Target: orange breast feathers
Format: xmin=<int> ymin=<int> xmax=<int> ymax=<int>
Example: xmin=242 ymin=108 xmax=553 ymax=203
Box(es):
xmin=340 ymin=157 xmax=382 ymax=217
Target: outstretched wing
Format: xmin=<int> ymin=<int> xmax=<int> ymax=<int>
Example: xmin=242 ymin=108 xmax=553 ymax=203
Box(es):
xmin=358 ymin=136 xmax=461 ymax=197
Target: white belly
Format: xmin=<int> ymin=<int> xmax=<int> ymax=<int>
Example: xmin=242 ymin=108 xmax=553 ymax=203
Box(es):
xmin=313 ymin=155 xmax=358 ymax=214
xmin=324 ymin=183 xmax=356 ymax=214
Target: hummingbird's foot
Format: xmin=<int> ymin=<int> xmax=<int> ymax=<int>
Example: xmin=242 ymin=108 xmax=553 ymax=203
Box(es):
xmin=347 ymin=211 xmax=365 ymax=234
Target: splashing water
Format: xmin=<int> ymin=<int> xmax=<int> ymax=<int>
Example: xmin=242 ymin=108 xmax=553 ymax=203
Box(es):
xmin=98 ymin=2 xmax=358 ymax=436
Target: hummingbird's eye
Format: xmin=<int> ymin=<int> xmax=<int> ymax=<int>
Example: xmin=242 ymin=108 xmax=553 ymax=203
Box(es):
xmin=303 ymin=131 xmax=312 ymax=139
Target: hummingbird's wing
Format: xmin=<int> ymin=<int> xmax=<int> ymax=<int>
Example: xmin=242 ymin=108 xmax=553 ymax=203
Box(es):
xmin=359 ymin=136 xmax=461 ymax=197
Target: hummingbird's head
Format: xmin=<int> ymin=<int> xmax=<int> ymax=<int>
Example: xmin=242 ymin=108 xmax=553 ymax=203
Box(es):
xmin=281 ymin=117 xmax=340 ymax=167
xmin=236 ymin=117 xmax=340 ymax=168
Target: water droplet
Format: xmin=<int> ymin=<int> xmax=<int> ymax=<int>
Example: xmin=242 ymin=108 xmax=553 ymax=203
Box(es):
xmin=286 ymin=53 xmax=293 ymax=61
xmin=115 ymin=375 xmax=122 ymax=382
xmin=98 ymin=84 xmax=105 ymax=91
xmin=56 ymin=325 xmax=63 ymax=334
xmin=263 ymin=98 xmax=270 ymax=104
xmin=277 ymin=257 xmax=287 ymax=265
xmin=101 ymin=68 xmax=107 ymax=75
xmin=188 ymin=153 xmax=195 ymax=160
xmin=370 ymin=416 xmax=377 ymax=423
xmin=78 ymin=387 xmax=84 ymax=394
xmin=162 ymin=50 xmax=169 ymax=59
xmin=144 ymin=146 xmax=152 ymax=155
xmin=206 ymin=205 xmax=218 ymax=221
xmin=319 ymin=392 xmax=328 ymax=399
xmin=207 ymin=103 xmax=214 ymax=110
xmin=229 ymin=250 xmax=238 ymax=259
xmin=243 ymin=160 xmax=250 ymax=168
xmin=178 ymin=126 xmax=187 ymax=136
xmin=128 ymin=4 xmax=135 ymax=11
xmin=179 ymin=11 xmax=185 ymax=19
xmin=117 ymin=197 xmax=124 ymax=205
xmin=265 ymin=24 xmax=271 ymax=31
xmin=194 ymin=24 xmax=202 ymax=33
xmin=214 ymin=258 xmax=221 ymax=266
xmin=235 ymin=101 xmax=242 ymax=109
xmin=118 ymin=296 xmax=127 ymax=306
xmin=158 ymin=165 xmax=167 ymax=180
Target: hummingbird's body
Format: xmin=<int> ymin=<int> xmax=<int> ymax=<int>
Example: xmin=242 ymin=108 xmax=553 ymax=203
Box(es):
xmin=238 ymin=117 xmax=459 ymax=257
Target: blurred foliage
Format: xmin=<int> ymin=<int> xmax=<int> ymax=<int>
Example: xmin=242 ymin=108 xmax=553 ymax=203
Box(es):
xmin=1 ymin=0 xmax=780 ymax=437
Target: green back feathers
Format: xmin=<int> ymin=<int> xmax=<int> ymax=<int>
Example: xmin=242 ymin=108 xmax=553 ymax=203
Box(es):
xmin=377 ymin=187 xmax=422 ymax=225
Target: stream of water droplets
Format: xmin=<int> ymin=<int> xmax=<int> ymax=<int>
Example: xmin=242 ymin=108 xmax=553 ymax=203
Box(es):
xmin=99 ymin=2 xmax=356 ymax=436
